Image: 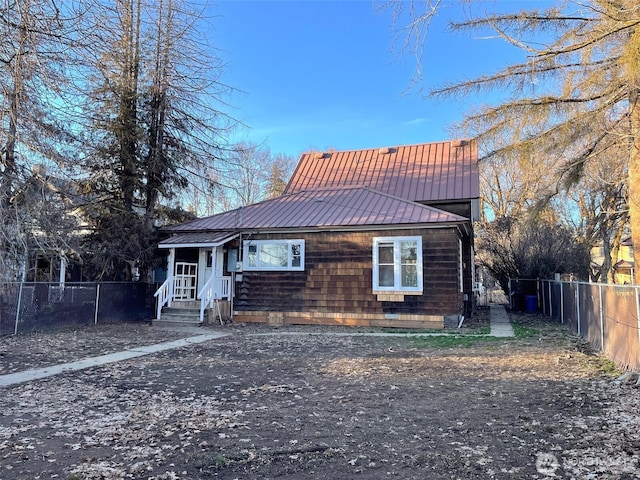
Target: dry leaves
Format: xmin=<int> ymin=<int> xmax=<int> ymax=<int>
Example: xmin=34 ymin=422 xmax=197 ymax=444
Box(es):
xmin=1 ymin=321 xmax=638 ymax=479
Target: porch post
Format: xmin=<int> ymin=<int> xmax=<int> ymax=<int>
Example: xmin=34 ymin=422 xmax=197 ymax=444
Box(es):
xmin=59 ymin=253 xmax=66 ymax=288
xmin=211 ymin=247 xmax=218 ymax=279
xmin=168 ymin=248 xmax=175 ymax=307
xmin=209 ymin=247 xmax=218 ymax=301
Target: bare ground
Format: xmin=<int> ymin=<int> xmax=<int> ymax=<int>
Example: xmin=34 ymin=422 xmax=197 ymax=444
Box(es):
xmin=0 ymin=312 xmax=639 ymax=480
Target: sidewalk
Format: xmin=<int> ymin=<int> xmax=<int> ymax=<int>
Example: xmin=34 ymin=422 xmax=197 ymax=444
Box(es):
xmin=0 ymin=331 xmax=228 ymax=388
xmin=489 ymin=304 xmax=515 ymax=337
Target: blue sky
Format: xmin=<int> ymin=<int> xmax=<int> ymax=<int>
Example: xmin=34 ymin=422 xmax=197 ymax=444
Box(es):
xmin=208 ymin=0 xmax=537 ymax=159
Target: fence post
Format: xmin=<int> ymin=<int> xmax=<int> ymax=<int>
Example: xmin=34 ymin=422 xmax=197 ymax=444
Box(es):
xmin=599 ymin=283 xmax=604 ymax=353
xmin=560 ymin=282 xmax=564 ymax=324
xmin=14 ymin=282 xmax=24 ymax=335
xmin=508 ymin=277 xmax=513 ymax=310
xmin=548 ymin=281 xmax=553 ymax=318
xmin=94 ymin=283 xmax=100 ymax=325
xmin=576 ymin=282 xmax=581 ymax=336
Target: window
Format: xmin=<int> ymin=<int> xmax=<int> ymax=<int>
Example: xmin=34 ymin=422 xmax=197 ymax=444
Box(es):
xmin=372 ymin=236 xmax=422 ymax=292
xmin=243 ymin=240 xmax=305 ymax=271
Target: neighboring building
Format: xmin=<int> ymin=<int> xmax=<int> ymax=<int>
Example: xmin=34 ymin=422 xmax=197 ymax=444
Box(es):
xmin=613 ymin=237 xmax=634 ymax=284
xmin=6 ymin=165 xmax=86 ymax=283
xmin=155 ymin=140 xmax=480 ymax=329
xmin=591 ymin=236 xmax=635 ymax=284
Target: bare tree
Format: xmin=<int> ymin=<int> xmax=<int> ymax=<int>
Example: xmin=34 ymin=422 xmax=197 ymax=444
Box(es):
xmin=480 ymin=143 xmax=563 ymax=220
xmin=555 ymin=154 xmax=628 ymax=283
xmin=0 ymin=0 xmax=80 ymax=281
xmin=478 ymin=215 xmax=591 ymax=294
xmin=265 ymin=153 xmax=296 ymax=199
xmin=200 ymin=143 xmax=296 ymax=211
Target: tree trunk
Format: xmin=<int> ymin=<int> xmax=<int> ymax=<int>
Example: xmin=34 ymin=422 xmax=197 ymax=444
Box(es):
xmin=118 ymin=0 xmax=141 ymax=212
xmin=1 ymin=18 xmax=26 ymax=210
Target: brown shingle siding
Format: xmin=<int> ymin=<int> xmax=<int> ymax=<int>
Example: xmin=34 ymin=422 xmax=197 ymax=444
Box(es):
xmin=234 ymin=228 xmax=463 ymax=318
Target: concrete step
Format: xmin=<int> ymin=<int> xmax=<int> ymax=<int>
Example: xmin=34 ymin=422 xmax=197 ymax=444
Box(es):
xmin=169 ymin=300 xmax=200 ymax=309
xmin=155 ymin=306 xmax=202 ymax=327
xmin=152 ymin=318 xmax=202 ymax=328
xmin=163 ymin=307 xmax=200 ymax=315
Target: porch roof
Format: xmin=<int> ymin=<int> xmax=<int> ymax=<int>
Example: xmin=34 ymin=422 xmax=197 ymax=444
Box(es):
xmin=164 ymin=185 xmax=468 ymax=233
xmin=158 ymin=232 xmax=238 ymax=249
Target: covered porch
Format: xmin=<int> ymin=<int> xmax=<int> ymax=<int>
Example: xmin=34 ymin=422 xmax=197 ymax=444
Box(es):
xmin=154 ymin=232 xmax=239 ymax=324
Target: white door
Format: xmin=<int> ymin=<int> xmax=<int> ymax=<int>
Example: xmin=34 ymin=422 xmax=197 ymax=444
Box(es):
xmin=174 ymin=262 xmax=197 ymax=300
xmin=199 ymin=248 xmax=224 ymax=299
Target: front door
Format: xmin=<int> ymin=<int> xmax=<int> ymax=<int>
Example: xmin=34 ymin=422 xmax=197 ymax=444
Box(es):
xmin=198 ymin=247 xmax=226 ymax=299
xmin=174 ymin=262 xmax=197 ymax=300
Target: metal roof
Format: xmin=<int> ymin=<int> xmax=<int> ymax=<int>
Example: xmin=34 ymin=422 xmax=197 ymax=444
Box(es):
xmin=284 ymin=140 xmax=479 ymax=202
xmin=158 ymin=232 xmax=238 ymax=248
xmin=165 ymin=186 xmax=468 ymax=233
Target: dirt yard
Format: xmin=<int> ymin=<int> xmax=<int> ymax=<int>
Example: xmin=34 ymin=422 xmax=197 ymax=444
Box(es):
xmin=1 ymin=312 xmax=639 ymax=480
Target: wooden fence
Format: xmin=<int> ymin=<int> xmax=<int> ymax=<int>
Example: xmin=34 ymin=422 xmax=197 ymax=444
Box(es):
xmin=509 ymin=278 xmax=640 ymax=372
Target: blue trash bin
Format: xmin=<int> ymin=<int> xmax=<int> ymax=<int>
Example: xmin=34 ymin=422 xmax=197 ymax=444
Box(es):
xmin=525 ymin=295 xmax=537 ymax=312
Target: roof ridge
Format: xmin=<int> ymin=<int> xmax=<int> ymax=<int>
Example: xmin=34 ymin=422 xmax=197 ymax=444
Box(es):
xmin=304 ymin=139 xmax=474 ymax=156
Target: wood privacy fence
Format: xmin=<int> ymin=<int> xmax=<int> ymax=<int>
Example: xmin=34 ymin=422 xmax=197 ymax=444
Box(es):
xmin=509 ymin=278 xmax=640 ymax=371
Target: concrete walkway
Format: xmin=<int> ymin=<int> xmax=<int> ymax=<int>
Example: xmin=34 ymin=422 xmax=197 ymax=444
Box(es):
xmin=489 ymin=304 xmax=515 ymax=337
xmin=0 ymin=332 xmax=228 ymax=388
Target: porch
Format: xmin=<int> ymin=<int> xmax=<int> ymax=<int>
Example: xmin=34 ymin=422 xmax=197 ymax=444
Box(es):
xmin=154 ymin=232 xmax=239 ymax=326
xmin=154 ymin=275 xmax=232 ymax=326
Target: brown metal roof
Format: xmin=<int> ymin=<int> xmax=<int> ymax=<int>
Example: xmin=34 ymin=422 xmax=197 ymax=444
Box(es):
xmin=284 ymin=140 xmax=479 ymax=202
xmin=165 ymin=186 xmax=468 ymax=233
xmin=159 ymin=232 xmax=238 ymax=248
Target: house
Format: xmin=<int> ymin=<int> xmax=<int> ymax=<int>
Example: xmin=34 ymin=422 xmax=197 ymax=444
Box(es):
xmin=155 ymin=140 xmax=480 ymax=329
xmin=590 ymin=236 xmax=635 ymax=284
xmin=5 ymin=164 xmax=85 ymax=283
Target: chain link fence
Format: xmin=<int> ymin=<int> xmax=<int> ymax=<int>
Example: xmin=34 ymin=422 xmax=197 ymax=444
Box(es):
xmin=0 ymin=282 xmax=156 ymax=335
xmin=510 ymin=278 xmax=640 ymax=372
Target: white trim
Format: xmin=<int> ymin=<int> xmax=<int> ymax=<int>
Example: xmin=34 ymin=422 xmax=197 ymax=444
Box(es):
xmin=243 ymin=239 xmax=305 ymax=271
xmin=372 ymin=236 xmax=423 ymax=293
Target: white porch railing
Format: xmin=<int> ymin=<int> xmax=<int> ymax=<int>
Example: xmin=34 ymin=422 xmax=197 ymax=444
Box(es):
xmin=198 ymin=276 xmax=232 ymax=323
xmin=155 ymin=275 xmax=231 ymax=322
xmin=153 ymin=276 xmax=174 ymax=320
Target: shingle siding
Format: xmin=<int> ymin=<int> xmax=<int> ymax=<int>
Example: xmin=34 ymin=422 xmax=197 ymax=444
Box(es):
xmin=234 ymin=228 xmax=465 ymax=322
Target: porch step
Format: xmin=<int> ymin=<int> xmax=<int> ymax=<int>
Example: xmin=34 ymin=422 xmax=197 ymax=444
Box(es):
xmin=169 ymin=300 xmax=200 ymax=309
xmin=163 ymin=307 xmax=200 ymax=316
xmin=153 ymin=307 xmax=202 ymax=327
xmin=152 ymin=318 xmax=202 ymax=328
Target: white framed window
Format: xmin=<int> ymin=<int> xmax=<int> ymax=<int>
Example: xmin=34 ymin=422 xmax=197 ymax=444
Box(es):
xmin=372 ymin=236 xmax=423 ymax=292
xmin=243 ymin=240 xmax=305 ymax=271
